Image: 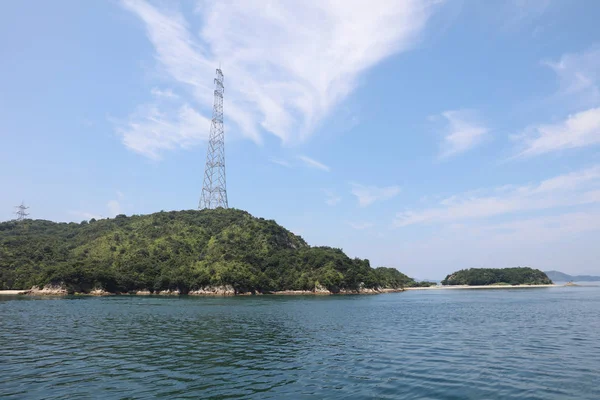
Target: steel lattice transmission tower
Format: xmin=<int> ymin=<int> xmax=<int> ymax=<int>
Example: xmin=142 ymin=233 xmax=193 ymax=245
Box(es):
xmin=15 ymin=201 xmax=29 ymax=221
xmin=199 ymin=68 xmax=228 ymax=210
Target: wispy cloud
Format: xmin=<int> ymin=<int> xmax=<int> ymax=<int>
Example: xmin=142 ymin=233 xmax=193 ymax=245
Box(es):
xmin=269 ymin=157 xmax=291 ymax=168
xmin=151 ymin=87 xmax=179 ymax=99
xmin=69 ymin=211 xmax=103 ymax=221
xmin=107 ymin=200 xmax=122 ymax=217
xmin=82 ymin=118 xmax=94 ymax=127
xmin=298 ymin=155 xmax=330 ymax=172
xmin=70 ymin=192 xmax=126 ymax=221
xmin=504 ymin=0 xmax=551 ymax=29
xmin=350 ymin=183 xmax=401 ymax=207
xmin=437 ymin=110 xmax=489 ymax=158
xmin=324 ymin=189 xmax=341 ymax=206
xmin=108 ymin=191 xmax=125 ymax=217
xmin=393 ymin=208 xmax=600 ymax=275
xmin=509 ymin=46 xmax=600 ymax=158
xmin=120 ymin=0 xmax=443 ymax=155
xmin=543 ymin=45 xmax=600 ymax=106
xmin=516 ymin=107 xmax=600 ymax=157
xmin=481 ymin=210 xmax=600 ymax=242
xmin=395 ymin=165 xmax=600 ymax=226
xmin=347 ymin=221 xmax=374 ymax=230
xmin=115 ymin=102 xmax=211 ymax=159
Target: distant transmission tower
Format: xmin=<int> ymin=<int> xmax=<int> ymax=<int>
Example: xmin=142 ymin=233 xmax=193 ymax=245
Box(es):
xmin=15 ymin=201 xmax=29 ymax=221
xmin=199 ymin=68 xmax=228 ymax=209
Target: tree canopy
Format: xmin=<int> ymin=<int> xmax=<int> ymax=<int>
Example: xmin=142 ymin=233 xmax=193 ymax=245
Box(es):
xmin=0 ymin=209 xmax=423 ymax=294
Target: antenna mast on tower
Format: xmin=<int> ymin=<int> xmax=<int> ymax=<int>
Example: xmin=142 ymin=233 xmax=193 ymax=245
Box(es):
xmin=15 ymin=201 xmax=29 ymax=221
xmin=199 ymin=68 xmax=228 ymax=209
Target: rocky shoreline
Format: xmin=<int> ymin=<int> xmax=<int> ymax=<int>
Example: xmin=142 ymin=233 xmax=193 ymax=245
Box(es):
xmin=4 ymin=283 xmax=404 ymax=297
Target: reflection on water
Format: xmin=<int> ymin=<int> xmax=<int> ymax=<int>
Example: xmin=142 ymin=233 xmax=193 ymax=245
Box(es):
xmin=1 ymin=288 xmax=600 ymax=399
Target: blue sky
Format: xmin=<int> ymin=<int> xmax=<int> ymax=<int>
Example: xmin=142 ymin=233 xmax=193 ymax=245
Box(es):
xmin=2 ymin=0 xmax=600 ymax=278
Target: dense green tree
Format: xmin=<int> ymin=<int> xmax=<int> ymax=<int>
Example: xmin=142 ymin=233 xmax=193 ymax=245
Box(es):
xmin=441 ymin=267 xmax=552 ymax=286
xmin=0 ymin=209 xmax=421 ymax=293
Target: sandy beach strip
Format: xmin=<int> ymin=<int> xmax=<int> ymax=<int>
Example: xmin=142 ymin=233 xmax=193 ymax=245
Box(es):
xmin=405 ymin=284 xmax=559 ymax=291
xmin=0 ymin=290 xmax=28 ymax=295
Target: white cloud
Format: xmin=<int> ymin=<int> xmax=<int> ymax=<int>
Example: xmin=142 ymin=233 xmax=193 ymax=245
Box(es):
xmin=121 ymin=0 xmax=443 ymax=153
xmin=69 ymin=211 xmax=103 ymax=221
xmin=505 ymin=0 xmax=551 ymax=27
xmin=107 ymin=192 xmax=125 ymax=217
xmin=437 ymin=110 xmax=489 ymax=158
xmin=351 ymin=183 xmax=401 ymax=207
xmin=544 ymin=45 xmax=600 ymax=104
xmin=107 ymin=200 xmax=122 ymax=217
xmin=510 ymin=47 xmax=600 ymax=157
xmin=151 ymin=87 xmax=179 ymax=99
xmin=70 ymin=192 xmax=126 ymax=221
xmin=324 ymin=189 xmax=341 ymax=206
xmin=516 ymin=107 xmax=600 ymax=156
xmin=269 ymin=157 xmax=291 ymax=168
xmin=116 ymin=102 xmax=211 ymax=159
xmin=395 ymin=165 xmax=600 ymax=226
xmin=347 ymin=221 xmax=374 ymax=230
xmin=82 ymin=118 xmax=94 ymax=127
xmin=511 ymin=0 xmax=550 ymax=14
xmin=298 ymin=155 xmax=330 ymax=172
xmin=482 ymin=210 xmax=600 ymax=242
xmin=388 ymin=208 xmax=600 ymax=277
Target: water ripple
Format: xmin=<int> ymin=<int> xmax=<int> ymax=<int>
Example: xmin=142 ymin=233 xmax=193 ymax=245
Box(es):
xmin=1 ymin=288 xmax=600 ymax=399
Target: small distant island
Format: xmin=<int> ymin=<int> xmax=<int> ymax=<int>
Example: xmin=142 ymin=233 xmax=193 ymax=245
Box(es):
xmin=441 ymin=267 xmax=553 ymax=286
xmin=544 ymin=270 xmax=600 ymax=283
xmin=0 ymin=208 xmax=434 ymax=296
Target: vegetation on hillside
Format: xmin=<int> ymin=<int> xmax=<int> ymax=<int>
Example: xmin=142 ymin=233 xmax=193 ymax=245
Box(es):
xmin=0 ymin=209 xmax=423 ymax=294
xmin=441 ymin=267 xmax=553 ymax=286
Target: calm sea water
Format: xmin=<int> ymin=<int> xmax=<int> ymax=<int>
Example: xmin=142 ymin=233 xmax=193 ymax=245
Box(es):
xmin=1 ymin=286 xmax=599 ymax=399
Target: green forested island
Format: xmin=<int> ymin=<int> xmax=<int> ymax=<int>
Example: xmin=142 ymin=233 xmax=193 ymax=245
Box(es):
xmin=441 ymin=267 xmax=553 ymax=286
xmin=0 ymin=209 xmax=432 ymax=294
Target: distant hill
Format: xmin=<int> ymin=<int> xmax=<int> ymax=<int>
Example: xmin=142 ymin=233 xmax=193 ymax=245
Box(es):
xmin=0 ymin=208 xmax=420 ymax=294
xmin=442 ymin=267 xmax=552 ymax=286
xmin=545 ymin=270 xmax=600 ymax=282
xmin=415 ymin=278 xmax=441 ymax=284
